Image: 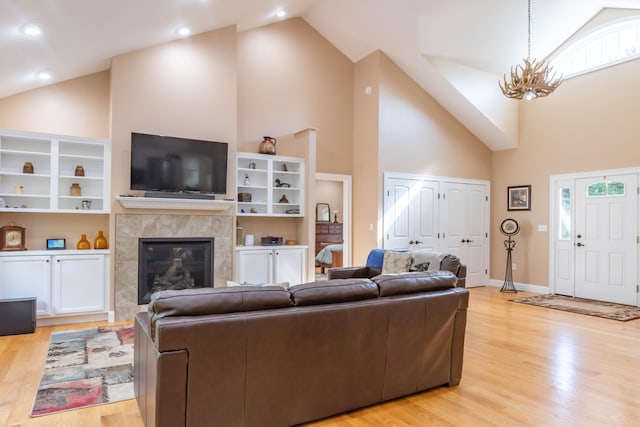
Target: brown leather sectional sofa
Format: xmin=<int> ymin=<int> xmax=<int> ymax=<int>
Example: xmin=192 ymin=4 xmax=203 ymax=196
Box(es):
xmin=134 ymin=270 xmax=469 ymax=427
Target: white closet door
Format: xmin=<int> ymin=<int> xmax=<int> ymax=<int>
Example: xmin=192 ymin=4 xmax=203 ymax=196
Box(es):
xmin=383 ymin=178 xmax=438 ymax=250
xmin=440 ymin=182 xmax=488 ymax=287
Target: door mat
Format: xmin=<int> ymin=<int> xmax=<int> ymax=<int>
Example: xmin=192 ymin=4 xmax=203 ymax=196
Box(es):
xmin=511 ymin=294 xmax=640 ymax=321
xmin=31 ymin=325 xmax=134 ymax=416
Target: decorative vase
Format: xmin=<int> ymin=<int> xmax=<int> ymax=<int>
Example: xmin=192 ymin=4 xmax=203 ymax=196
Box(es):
xmin=75 ymin=165 xmax=85 ymax=176
xmin=23 ymin=162 xmax=34 ymax=174
xmin=258 ymin=136 xmax=277 ymax=155
xmin=94 ymin=230 xmax=108 ymax=249
xmin=70 ymin=183 xmax=81 ymax=196
xmin=77 ymin=234 xmax=91 ymax=249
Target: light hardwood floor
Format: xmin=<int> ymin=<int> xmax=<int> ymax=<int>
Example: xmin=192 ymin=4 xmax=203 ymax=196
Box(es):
xmin=1 ymin=287 xmax=639 ymax=427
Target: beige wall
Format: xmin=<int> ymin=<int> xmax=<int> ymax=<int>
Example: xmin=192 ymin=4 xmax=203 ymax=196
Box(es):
xmin=0 ymin=71 xmax=111 ymax=139
xmin=353 ymin=52 xmax=382 ymax=263
xmin=378 ymin=54 xmax=492 ymax=181
xmin=237 ymin=18 xmax=353 ymax=175
xmin=491 ymin=59 xmax=640 ymax=287
xmin=316 ymin=180 xmax=343 ymax=222
xmin=110 ymin=25 xmax=238 ymax=208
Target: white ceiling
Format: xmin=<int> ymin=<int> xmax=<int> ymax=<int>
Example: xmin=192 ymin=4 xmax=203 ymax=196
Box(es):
xmin=2 ymin=0 xmax=640 ymax=150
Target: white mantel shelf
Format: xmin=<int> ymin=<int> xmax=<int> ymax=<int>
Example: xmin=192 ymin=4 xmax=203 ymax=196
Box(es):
xmin=116 ymin=196 xmax=234 ymax=211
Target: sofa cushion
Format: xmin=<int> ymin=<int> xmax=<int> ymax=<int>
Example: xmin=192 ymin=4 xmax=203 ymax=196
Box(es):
xmin=148 ymin=287 xmax=294 ymax=335
xmin=289 ymin=278 xmax=379 ymax=306
xmin=373 ymin=271 xmax=457 ymax=297
xmin=409 ymin=250 xmax=445 ymax=272
xmin=381 ymin=251 xmax=412 ymax=274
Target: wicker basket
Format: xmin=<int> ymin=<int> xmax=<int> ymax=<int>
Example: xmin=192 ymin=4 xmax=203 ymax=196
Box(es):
xmin=238 ymin=192 xmax=252 ymax=202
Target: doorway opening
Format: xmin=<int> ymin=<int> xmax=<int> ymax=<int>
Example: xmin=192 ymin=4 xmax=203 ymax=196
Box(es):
xmin=314 ymin=173 xmax=352 ymax=279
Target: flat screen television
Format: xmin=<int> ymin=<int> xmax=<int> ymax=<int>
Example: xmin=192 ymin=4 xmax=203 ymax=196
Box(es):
xmin=130 ymin=132 xmax=228 ymax=195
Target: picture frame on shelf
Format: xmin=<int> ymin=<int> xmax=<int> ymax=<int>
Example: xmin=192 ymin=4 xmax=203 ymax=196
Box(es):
xmin=507 ymin=185 xmax=531 ymax=211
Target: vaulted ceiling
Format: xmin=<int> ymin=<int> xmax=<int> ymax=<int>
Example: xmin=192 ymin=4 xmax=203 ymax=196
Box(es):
xmin=2 ymin=0 xmax=640 ymax=150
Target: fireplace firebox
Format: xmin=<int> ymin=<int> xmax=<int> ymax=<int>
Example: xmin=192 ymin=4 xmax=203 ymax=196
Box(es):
xmin=138 ymin=237 xmax=214 ymax=304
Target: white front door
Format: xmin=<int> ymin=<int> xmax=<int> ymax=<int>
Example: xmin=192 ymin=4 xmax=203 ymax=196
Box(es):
xmin=574 ymin=174 xmax=638 ymax=305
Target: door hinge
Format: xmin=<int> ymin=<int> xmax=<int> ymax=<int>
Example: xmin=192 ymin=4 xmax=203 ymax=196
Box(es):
xmin=485 ymin=195 xmax=489 ymax=201
xmin=637 ymin=235 xmax=639 ymax=244
xmin=387 ymin=190 xmax=390 ymax=196
xmin=437 ymin=233 xmax=440 ymax=239
xmin=485 ymin=233 xmax=488 ymax=238
xmin=485 ymin=269 xmax=488 ymax=274
xmin=438 ymin=193 xmax=441 ymax=199
xmin=386 ymin=233 xmax=389 ymax=240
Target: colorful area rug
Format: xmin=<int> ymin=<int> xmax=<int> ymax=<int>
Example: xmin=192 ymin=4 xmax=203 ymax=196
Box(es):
xmin=31 ymin=325 xmax=134 ymax=416
xmin=511 ymin=294 xmax=640 ymax=321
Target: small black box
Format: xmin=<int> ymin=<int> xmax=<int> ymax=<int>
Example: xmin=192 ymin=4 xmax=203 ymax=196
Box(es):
xmin=261 ymin=236 xmax=283 ymax=246
xmin=0 ymin=297 xmax=36 ymax=336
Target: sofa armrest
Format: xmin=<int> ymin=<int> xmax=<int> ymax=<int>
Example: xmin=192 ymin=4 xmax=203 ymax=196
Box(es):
xmin=456 ymin=265 xmax=467 ymax=288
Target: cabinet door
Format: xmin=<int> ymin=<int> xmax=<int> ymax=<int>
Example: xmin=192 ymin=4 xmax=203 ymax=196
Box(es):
xmin=237 ymin=250 xmax=273 ymax=284
xmin=0 ymin=256 xmax=51 ymax=315
xmin=52 ymin=254 xmax=105 ymax=314
xmin=274 ymin=248 xmax=306 ymax=286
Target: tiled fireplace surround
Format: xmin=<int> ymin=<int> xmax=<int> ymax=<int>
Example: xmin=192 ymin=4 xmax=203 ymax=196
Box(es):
xmin=114 ymin=214 xmax=233 ymax=321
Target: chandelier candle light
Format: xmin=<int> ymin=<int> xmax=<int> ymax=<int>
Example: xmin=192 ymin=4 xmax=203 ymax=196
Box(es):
xmin=499 ymin=0 xmax=562 ymax=100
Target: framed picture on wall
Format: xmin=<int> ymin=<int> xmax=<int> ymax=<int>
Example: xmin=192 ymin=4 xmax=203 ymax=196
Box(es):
xmin=507 ymin=185 xmax=531 ymax=211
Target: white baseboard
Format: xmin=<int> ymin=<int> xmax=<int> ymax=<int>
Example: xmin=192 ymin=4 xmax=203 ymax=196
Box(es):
xmin=488 ymin=279 xmax=550 ymax=294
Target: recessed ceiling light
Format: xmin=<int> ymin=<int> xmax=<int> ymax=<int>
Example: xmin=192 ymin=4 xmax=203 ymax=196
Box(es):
xmin=36 ymin=71 xmax=51 ymax=81
xmin=177 ymin=26 xmax=191 ymax=37
xmin=20 ymin=23 xmax=42 ymax=37
xmin=275 ymin=10 xmax=287 ymax=18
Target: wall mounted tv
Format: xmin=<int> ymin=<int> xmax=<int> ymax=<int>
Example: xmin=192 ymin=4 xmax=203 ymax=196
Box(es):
xmin=130 ymin=132 xmax=228 ymax=195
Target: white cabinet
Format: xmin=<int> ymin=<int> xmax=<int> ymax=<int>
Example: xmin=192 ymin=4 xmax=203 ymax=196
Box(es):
xmin=0 ymin=255 xmax=51 ymax=315
xmin=0 ymin=128 xmax=110 ymax=213
xmin=236 ymin=153 xmax=304 ymax=217
xmin=52 ymin=254 xmax=105 ymax=314
xmin=236 ymin=246 xmax=307 ymax=286
xmin=0 ymin=250 xmax=109 ymax=319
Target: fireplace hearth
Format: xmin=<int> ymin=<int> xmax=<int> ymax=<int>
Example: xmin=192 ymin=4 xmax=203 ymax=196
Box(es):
xmin=138 ymin=237 xmax=214 ymax=304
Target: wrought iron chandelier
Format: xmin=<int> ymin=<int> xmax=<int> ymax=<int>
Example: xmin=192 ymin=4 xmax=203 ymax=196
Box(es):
xmin=499 ymin=0 xmax=562 ymax=100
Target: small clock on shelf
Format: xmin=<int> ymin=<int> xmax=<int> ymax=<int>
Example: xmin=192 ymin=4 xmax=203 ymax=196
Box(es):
xmin=0 ymin=225 xmax=27 ymax=251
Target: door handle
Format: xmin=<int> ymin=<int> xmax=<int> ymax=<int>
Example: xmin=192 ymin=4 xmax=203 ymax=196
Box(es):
xmin=415 ymin=240 xmax=423 ymax=244
xmin=409 ymin=240 xmax=415 ymax=245
xmin=576 ymin=242 xmax=585 ymax=247
xmin=461 ymin=239 xmax=474 ymax=243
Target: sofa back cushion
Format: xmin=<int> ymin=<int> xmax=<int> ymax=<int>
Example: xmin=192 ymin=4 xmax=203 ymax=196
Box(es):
xmin=440 ymin=254 xmax=462 ymax=275
xmin=373 ymin=271 xmax=457 ymax=297
xmin=148 ymin=287 xmax=294 ymax=337
xmin=290 ymin=278 xmax=379 ymax=306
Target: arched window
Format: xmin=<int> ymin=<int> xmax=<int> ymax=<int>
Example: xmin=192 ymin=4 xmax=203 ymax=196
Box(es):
xmin=550 ymin=17 xmax=640 ymax=78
